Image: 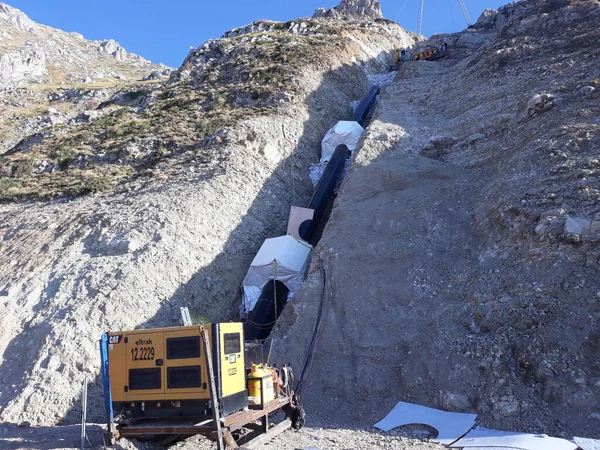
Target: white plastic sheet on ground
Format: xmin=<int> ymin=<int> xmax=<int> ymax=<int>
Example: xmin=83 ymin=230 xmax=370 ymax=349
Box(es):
xmin=450 ymin=427 xmax=578 ymax=450
xmin=308 ymin=161 xmax=328 ymax=187
xmin=374 ymin=401 xmax=477 ymax=445
xmin=574 ymin=437 xmax=600 ymax=450
xmin=320 ymin=120 xmax=364 ymax=163
xmin=240 ymin=235 xmax=312 ymax=317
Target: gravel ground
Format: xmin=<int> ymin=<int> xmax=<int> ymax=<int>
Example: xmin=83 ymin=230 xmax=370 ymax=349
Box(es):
xmin=0 ymin=422 xmax=447 ymax=450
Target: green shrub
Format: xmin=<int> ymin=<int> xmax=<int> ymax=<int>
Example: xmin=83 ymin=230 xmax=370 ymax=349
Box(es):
xmin=85 ymin=177 xmax=113 ymax=193
xmin=12 ymin=160 xmax=34 ymax=178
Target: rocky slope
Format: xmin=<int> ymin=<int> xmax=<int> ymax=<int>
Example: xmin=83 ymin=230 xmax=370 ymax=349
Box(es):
xmin=0 ymin=1 xmax=415 ymax=429
xmin=0 ymin=14 xmax=412 ymax=202
xmin=2 ymin=0 xmax=599 ymax=447
xmin=272 ymin=0 xmax=600 ymax=439
xmin=0 ymin=2 xmax=167 ymax=88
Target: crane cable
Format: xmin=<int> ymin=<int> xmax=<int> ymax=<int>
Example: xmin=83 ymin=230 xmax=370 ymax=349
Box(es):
xmin=418 ymin=0 xmax=472 ymax=35
xmin=457 ymin=0 xmax=472 ymax=26
xmin=417 ymin=0 xmax=425 ymax=35
xmin=393 ymin=0 xmax=410 ymax=22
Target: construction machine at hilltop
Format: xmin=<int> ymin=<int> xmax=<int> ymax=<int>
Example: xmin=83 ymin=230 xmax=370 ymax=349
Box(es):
xmin=392 ymin=43 xmax=449 ymax=70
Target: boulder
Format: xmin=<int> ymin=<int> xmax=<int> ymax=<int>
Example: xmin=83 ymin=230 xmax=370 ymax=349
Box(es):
xmin=97 ymin=39 xmax=130 ymax=61
xmin=312 ymin=8 xmax=329 ymax=18
xmin=143 ymin=70 xmax=162 ymax=81
xmin=473 ymin=9 xmax=499 ymax=29
xmin=472 ymin=7 xmax=509 ymax=30
xmin=526 ymin=93 xmax=556 ymax=117
xmin=564 ymin=216 xmax=591 ymax=236
xmin=438 ymin=392 xmax=474 ymax=412
xmin=578 ymin=86 xmax=595 ymax=98
xmin=0 ymin=43 xmax=46 ymax=87
xmin=590 ymin=215 xmax=600 ymax=235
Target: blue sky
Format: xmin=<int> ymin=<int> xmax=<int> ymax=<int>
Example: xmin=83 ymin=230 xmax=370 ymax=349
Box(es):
xmin=8 ymin=0 xmax=508 ymax=67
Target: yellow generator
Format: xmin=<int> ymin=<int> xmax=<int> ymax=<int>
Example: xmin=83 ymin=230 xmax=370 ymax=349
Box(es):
xmin=100 ymin=323 xmax=304 ymax=449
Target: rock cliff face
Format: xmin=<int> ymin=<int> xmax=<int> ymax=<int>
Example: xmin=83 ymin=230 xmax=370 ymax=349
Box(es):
xmin=313 ymin=0 xmax=383 ymax=20
xmin=0 ymin=2 xmax=166 ymax=87
xmin=273 ymin=0 xmax=600 ymax=439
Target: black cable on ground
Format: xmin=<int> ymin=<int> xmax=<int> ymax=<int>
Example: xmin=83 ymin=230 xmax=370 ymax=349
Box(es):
xmin=296 ymin=264 xmax=327 ymax=396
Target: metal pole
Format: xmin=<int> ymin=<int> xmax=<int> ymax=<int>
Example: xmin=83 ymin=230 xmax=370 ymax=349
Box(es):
xmin=80 ymin=377 xmax=88 ymax=449
xmin=417 ymin=0 xmax=425 ymax=35
xmin=201 ymin=326 xmax=225 ymax=450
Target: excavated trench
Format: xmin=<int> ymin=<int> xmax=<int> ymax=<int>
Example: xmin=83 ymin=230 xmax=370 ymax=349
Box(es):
xmin=0 ymin=50 xmax=405 ymax=428
xmin=243 ymin=85 xmax=381 ymax=342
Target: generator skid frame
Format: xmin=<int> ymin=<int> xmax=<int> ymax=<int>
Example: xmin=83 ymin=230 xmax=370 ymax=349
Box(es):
xmin=100 ymin=324 xmax=302 ymax=450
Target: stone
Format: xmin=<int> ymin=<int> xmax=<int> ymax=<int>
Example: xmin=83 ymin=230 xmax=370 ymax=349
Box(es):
xmin=0 ymin=3 xmax=163 ymax=89
xmin=535 ymin=214 xmax=566 ymax=238
xmin=0 ymin=44 xmax=46 ymax=87
xmin=312 ymin=7 xmax=329 ymax=18
xmin=466 ymin=133 xmax=486 ymax=145
xmin=497 ymin=401 xmax=519 ymax=416
xmin=578 ymin=86 xmax=595 ymax=98
xmin=565 ymin=216 xmax=591 ymax=235
xmin=535 ymin=223 xmax=548 ymax=236
xmin=0 ymin=3 xmax=38 ymax=33
xmin=590 ymin=216 xmax=600 ymax=234
xmin=438 ymin=392 xmax=473 ymax=412
xmin=143 ymin=70 xmax=162 ymax=81
xmin=526 ymin=93 xmax=556 ymax=117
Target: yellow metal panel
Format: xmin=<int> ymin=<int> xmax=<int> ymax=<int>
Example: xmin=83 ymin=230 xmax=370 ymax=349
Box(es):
xmin=126 ymin=330 xmax=165 ymax=399
xmin=107 ymin=333 xmax=127 ymax=402
xmin=107 ymin=324 xmax=246 ymax=404
xmin=217 ymin=323 xmax=246 ymax=397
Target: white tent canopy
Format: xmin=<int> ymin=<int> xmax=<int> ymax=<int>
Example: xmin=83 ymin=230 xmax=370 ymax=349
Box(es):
xmin=321 ymin=120 xmax=365 ymax=162
xmin=240 ymin=235 xmax=312 ymax=317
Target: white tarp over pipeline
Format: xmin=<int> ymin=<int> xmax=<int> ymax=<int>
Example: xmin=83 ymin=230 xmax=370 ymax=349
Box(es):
xmin=240 ymin=235 xmax=312 ymax=317
xmin=321 ymin=120 xmax=364 ymax=162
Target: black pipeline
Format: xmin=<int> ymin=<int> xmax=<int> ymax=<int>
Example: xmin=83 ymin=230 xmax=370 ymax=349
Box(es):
xmin=300 ymin=144 xmax=351 ymax=244
xmin=243 ymin=87 xmax=380 ymax=342
xmin=244 ymin=280 xmax=290 ymax=342
xmin=352 ymin=86 xmax=380 ymax=127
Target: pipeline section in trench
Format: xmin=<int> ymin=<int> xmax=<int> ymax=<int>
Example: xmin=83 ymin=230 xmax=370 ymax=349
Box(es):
xmin=242 ymin=85 xmax=381 ymax=343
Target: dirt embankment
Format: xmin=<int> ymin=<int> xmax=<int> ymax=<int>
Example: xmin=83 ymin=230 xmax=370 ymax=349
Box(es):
xmin=0 ymin=19 xmax=415 ymax=427
xmin=272 ymin=0 xmax=600 ymax=439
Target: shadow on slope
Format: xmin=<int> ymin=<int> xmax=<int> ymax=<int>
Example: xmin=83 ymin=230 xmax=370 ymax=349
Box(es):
xmin=48 ymin=51 xmax=393 ymax=426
